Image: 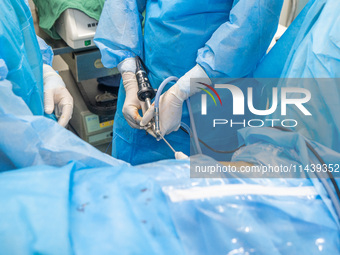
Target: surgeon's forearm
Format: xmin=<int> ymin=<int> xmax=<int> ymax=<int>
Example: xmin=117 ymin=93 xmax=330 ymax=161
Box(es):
xmin=196 ymin=0 xmax=284 ymax=78
xmin=94 ymin=0 xmax=146 ymax=68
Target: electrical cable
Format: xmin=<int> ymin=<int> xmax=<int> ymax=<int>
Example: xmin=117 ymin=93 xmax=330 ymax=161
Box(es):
xmin=315 ymin=170 xmax=340 ymax=221
xmin=180 ymin=126 xmax=245 ymax=154
xmin=271 ymin=126 xmax=340 ymax=219
xmin=306 ymin=142 xmax=340 ymax=200
xmin=180 ymin=122 xmax=191 ymax=136
xmin=105 ymin=140 xmax=112 ymax=154
xmin=272 ymin=126 xmax=340 ymax=199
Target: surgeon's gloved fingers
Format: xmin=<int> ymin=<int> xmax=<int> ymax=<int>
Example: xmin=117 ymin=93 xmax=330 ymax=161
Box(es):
xmin=121 ymin=72 xmax=137 ymax=86
xmin=157 ymin=90 xmax=183 ymax=136
xmin=122 ymin=107 xmax=143 ymax=129
xmin=57 ymin=103 xmax=73 ymax=127
xmin=125 ymin=118 xmax=141 ymax=129
xmin=140 ymin=105 xmax=155 ymax=127
xmin=44 ymin=89 xmax=55 ymax=114
xmin=121 ymin=71 xmax=147 ymax=129
xmin=160 ymin=121 xmax=181 ymax=136
xmin=55 ymin=87 xmax=73 ymax=127
xmin=122 ymin=105 xmax=143 ymax=128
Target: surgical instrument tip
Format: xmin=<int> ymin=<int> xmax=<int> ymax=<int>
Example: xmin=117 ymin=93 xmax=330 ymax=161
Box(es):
xmin=160 ymin=134 xmax=176 ymax=154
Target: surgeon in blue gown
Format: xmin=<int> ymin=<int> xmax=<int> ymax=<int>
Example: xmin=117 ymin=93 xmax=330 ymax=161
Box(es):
xmin=95 ymin=0 xmax=284 ymax=165
xmin=0 ymin=0 xmax=73 ymax=127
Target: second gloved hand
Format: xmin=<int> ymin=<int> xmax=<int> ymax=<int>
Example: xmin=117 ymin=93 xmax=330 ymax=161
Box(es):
xmin=141 ymin=84 xmax=185 ymax=136
xmin=121 ymin=72 xmax=147 ymax=129
xmin=118 ymin=57 xmax=156 ymax=137
xmin=141 ymin=64 xmax=210 ymax=136
xmin=43 ymin=64 xmax=73 ymax=127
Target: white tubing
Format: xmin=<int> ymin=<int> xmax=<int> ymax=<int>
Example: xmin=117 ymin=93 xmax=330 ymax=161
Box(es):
xmin=186 ymin=98 xmax=202 ymax=154
xmin=155 ymin=76 xmax=178 ymax=108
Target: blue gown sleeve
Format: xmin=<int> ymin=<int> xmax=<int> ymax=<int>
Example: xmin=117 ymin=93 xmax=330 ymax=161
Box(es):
xmin=197 ymin=0 xmax=284 ymax=78
xmin=22 ymin=0 xmax=54 ymax=66
xmin=94 ymin=0 xmax=146 ymax=68
xmin=36 ymin=36 xmax=54 ymax=66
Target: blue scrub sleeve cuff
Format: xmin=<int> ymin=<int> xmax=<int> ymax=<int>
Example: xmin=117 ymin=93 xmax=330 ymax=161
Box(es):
xmin=37 ymin=36 xmax=54 ymax=66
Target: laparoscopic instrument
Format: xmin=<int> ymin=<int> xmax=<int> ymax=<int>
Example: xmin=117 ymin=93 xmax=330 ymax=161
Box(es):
xmin=135 ymin=56 xmax=155 ymax=116
xmin=135 ymin=57 xmax=188 ymax=159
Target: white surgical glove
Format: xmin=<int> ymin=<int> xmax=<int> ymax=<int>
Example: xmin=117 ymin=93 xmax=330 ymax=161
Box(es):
xmin=141 ymin=64 xmax=210 ymax=136
xmin=121 ymin=72 xmax=147 ymax=128
xmin=43 ymin=64 xmax=73 ymax=127
xmin=118 ymin=57 xmax=147 ymax=129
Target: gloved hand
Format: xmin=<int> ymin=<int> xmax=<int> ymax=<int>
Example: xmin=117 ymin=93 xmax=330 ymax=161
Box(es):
xmin=141 ymin=64 xmax=210 ymax=136
xmin=43 ymin=64 xmax=73 ymax=127
xmin=118 ymin=57 xmax=148 ymax=129
xmin=121 ymin=72 xmax=147 ymax=128
xmin=141 ymin=83 xmax=185 ymax=135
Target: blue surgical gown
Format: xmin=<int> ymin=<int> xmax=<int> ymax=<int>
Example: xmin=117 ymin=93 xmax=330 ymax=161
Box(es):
xmin=254 ymin=0 xmax=340 ymax=154
xmin=0 ymin=0 xmax=53 ymax=115
xmin=95 ymin=0 xmax=283 ymax=165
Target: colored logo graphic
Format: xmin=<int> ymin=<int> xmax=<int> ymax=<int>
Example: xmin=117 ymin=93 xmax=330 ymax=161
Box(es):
xmin=197 ymin=82 xmax=222 ymax=106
